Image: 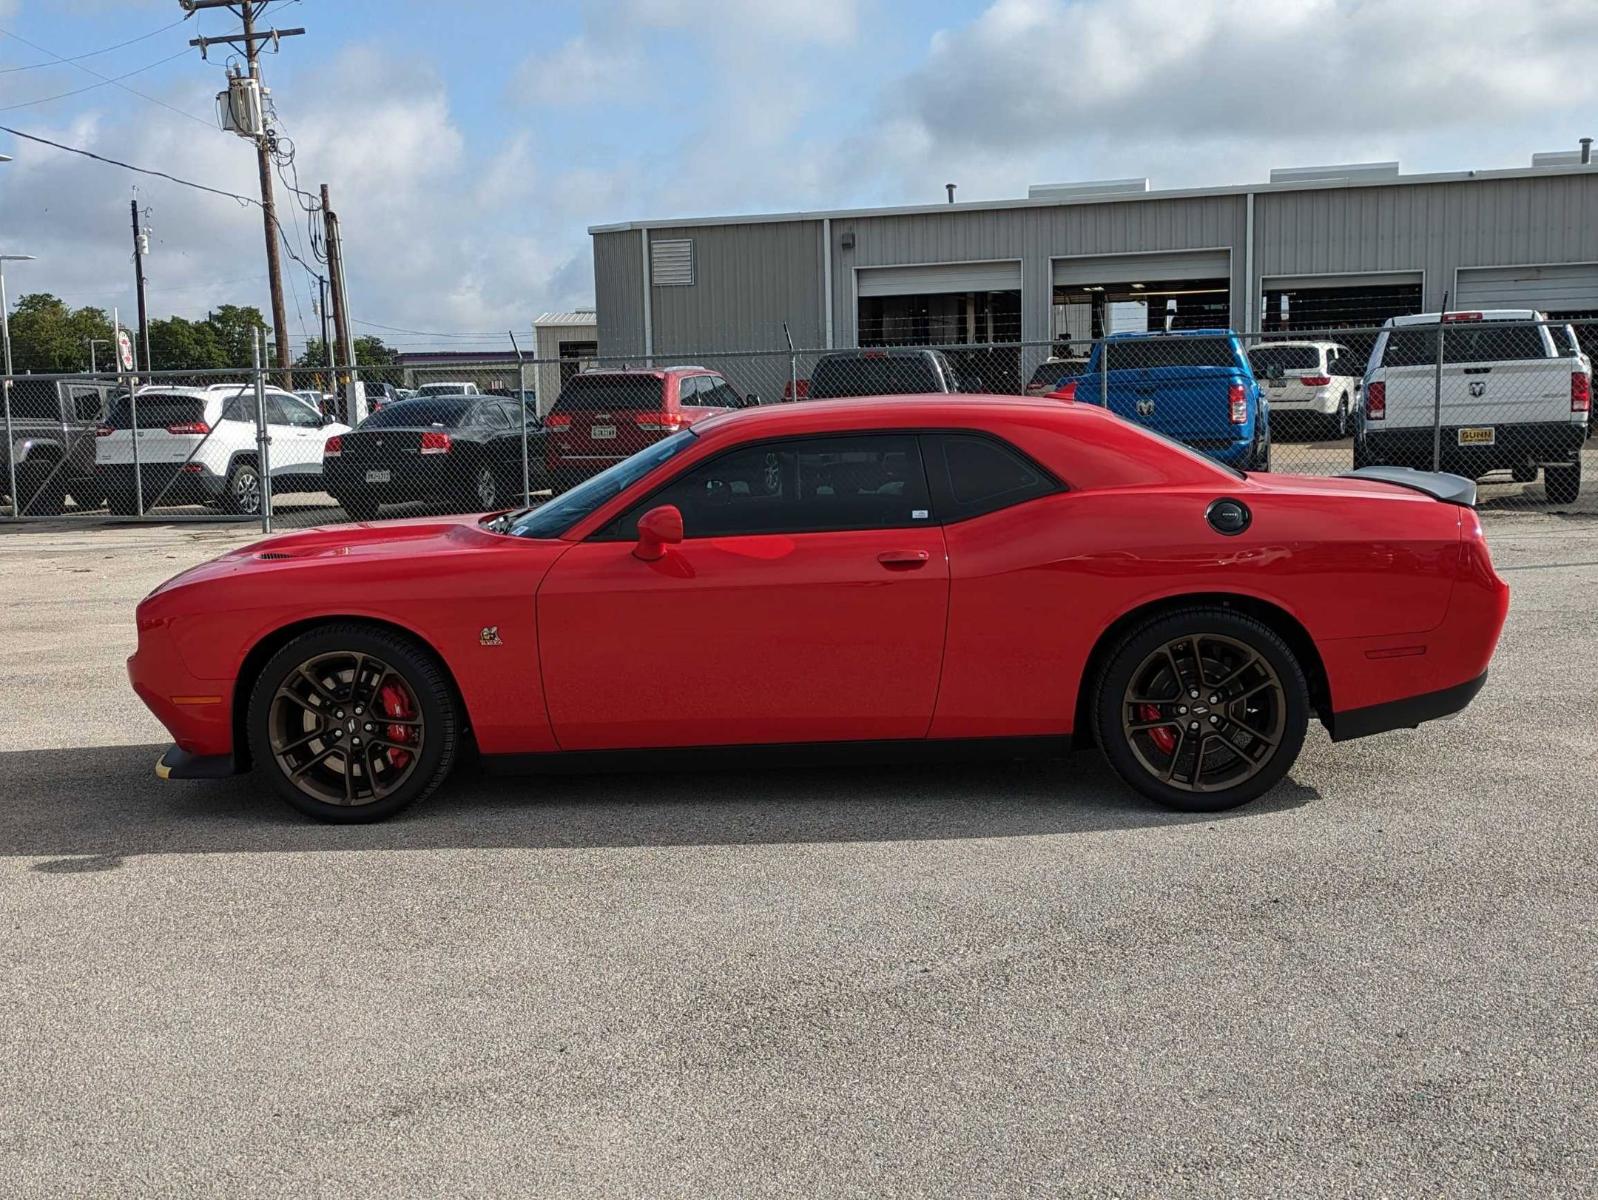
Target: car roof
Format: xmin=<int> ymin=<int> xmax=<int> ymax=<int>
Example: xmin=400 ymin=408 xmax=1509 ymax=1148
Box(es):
xmin=1249 ymin=340 xmax=1343 ymax=349
xmin=689 ymin=394 xmax=1098 ymax=441
xmin=1388 ymin=309 xmax=1545 ymax=326
xmin=1105 ymin=328 xmax=1236 ymax=340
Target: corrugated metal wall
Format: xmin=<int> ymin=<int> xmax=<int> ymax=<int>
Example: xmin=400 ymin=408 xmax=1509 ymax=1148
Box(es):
xmin=594 ymin=171 xmax=1598 ymax=353
xmin=593 ymin=230 xmax=645 ymax=357
xmin=830 ymin=195 xmax=1246 ymax=344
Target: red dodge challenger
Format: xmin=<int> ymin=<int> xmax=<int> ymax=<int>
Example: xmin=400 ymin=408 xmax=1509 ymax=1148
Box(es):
xmin=129 ymin=396 xmax=1509 ymax=823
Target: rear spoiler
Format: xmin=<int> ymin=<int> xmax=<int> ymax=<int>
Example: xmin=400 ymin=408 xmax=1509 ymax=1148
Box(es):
xmin=1339 ymin=466 xmax=1476 ymax=507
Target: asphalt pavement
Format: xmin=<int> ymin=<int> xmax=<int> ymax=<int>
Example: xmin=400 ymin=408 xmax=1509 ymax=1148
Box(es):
xmin=0 ymin=513 xmax=1594 ymax=1197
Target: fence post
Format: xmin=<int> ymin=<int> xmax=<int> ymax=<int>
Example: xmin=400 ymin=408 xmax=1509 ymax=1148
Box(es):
xmin=1432 ymin=310 xmax=1446 ymax=472
xmin=509 ymin=330 xmax=530 ymax=505
xmin=1099 ymin=335 xmax=1110 ymax=407
xmin=2 ymin=378 xmax=15 ymax=520
xmin=254 ymin=333 xmax=273 ymax=534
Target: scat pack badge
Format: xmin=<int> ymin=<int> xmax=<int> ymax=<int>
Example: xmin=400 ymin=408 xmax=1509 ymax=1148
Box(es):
xmin=479 ymin=626 xmax=503 ymax=647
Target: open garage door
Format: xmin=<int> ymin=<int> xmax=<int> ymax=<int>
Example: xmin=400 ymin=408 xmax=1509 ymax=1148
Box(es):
xmin=856 ymin=261 xmax=1023 ymax=387
xmin=1052 ymin=249 xmax=1231 ymax=337
xmin=1454 ymin=263 xmax=1598 ymax=312
xmin=1261 ymin=270 xmax=1423 ymax=360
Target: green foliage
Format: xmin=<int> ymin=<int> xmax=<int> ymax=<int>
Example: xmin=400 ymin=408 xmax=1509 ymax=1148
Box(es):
xmin=295 ymin=334 xmax=397 ymax=369
xmin=147 ymin=316 xmax=228 ymax=372
xmin=5 ymin=293 xmax=113 ymax=374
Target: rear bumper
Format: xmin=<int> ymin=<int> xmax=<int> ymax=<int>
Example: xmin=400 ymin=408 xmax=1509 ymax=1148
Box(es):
xmin=1360 ymin=421 xmax=1584 ymax=472
xmin=1325 ymin=670 xmax=1487 ymax=741
xmin=98 ymin=462 xmax=226 ymax=502
xmin=324 ymin=457 xmax=454 ymax=500
xmin=1264 ymin=390 xmax=1338 ymax=415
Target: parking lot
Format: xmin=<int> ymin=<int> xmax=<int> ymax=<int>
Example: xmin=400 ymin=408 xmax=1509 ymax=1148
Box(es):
xmin=1 ymin=514 xmax=1594 ymax=1196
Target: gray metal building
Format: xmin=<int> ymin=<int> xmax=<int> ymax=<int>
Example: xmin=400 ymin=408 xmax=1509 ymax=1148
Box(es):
xmin=589 ymin=155 xmax=1598 ymax=362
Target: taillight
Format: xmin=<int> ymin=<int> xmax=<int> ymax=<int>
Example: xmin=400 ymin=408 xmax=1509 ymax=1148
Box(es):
xmin=419 ymin=431 xmax=452 ymax=454
xmin=1048 ymin=380 xmax=1078 ymax=401
xmin=632 ymin=411 xmax=684 ymax=432
xmin=179 ymin=462 xmax=204 ymax=474
xmin=545 ymin=414 xmax=572 ymax=430
xmin=1229 ymin=383 xmax=1248 ymax=425
xmin=324 ymin=434 xmax=343 ymax=457
xmin=96 ymin=425 xmax=113 ymax=437
xmin=1300 ymin=374 xmax=1332 ymax=387
xmin=166 ymin=421 xmax=210 ymax=435
xmin=1366 ymin=381 xmax=1386 ymax=420
xmin=1573 ymin=371 xmax=1592 ymax=414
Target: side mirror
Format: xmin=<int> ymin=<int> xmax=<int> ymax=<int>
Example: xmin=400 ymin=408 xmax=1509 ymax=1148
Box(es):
xmin=745 ymin=393 xmax=760 ymax=406
xmin=633 ymin=503 xmax=684 ymax=561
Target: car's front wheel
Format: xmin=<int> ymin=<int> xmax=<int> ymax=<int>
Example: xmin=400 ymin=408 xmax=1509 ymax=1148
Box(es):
xmin=247 ymin=624 xmax=460 ymax=823
xmin=1093 ymin=609 xmax=1310 ymax=813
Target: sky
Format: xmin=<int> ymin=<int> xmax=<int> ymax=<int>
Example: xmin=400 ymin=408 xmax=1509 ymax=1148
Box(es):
xmin=2 ymin=0 xmax=1597 ymax=358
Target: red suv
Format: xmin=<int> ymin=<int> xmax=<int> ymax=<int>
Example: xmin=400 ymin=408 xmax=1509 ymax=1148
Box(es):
xmin=545 ymin=367 xmax=747 ymax=490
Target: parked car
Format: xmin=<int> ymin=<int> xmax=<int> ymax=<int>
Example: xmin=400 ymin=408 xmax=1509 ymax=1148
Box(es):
xmin=360 ymin=381 xmax=402 ymax=412
xmin=1247 ymin=340 xmax=1362 ymax=438
xmin=2 ymin=377 xmax=115 ymax=514
xmin=544 ymin=366 xmax=747 ymax=489
xmin=131 ymin=395 xmax=1509 ymax=824
xmin=1355 ymin=310 xmax=1589 ymax=503
xmin=1054 ymin=329 xmax=1271 ymax=470
xmin=806 ymin=348 xmax=962 ymax=398
xmin=96 ymin=385 xmax=349 ymax=516
xmin=1025 ymin=356 xmax=1091 ymax=397
xmin=1557 ymin=323 xmax=1594 ymax=438
xmin=323 ymin=395 xmax=543 ymax=521
xmin=415 ymin=381 xmax=480 ymax=397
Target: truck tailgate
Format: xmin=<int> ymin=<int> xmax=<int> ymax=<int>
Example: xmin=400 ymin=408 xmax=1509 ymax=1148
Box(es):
xmin=1380 ymin=361 xmax=1571 ymax=429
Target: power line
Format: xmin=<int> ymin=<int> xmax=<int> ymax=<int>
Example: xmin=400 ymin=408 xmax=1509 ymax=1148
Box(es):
xmin=0 ymin=15 xmax=192 ymax=73
xmin=0 ymin=48 xmax=194 ymax=112
xmin=352 ymin=317 xmax=518 ymax=339
xmin=0 ymin=24 xmax=216 ymax=130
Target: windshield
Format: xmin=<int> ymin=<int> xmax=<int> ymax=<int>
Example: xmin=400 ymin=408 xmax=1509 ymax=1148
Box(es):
xmin=502 ymin=430 xmax=697 ymax=539
xmin=1248 ymin=346 xmax=1320 ymax=373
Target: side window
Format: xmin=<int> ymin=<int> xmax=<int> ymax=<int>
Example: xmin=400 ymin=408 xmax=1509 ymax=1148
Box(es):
xmin=267 ymin=394 xmax=321 ymax=427
xmin=677 ymin=376 xmax=706 ymax=404
xmin=69 ymin=387 xmax=107 ymax=422
xmin=706 ymin=377 xmax=740 ymax=408
xmin=606 ymin=434 xmax=932 ymax=539
xmin=927 ymin=433 xmax=1059 ymax=521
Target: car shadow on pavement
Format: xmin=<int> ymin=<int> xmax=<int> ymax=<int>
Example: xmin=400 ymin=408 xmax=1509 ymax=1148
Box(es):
xmin=0 ymin=743 xmax=1318 ymax=873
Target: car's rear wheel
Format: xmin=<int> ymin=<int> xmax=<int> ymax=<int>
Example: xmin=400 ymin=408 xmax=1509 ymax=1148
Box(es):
xmin=1333 ymin=395 xmax=1350 ymax=439
xmin=247 ymin=624 xmax=459 ymax=823
xmin=16 ymin=461 xmax=65 ymax=516
xmin=1546 ymin=459 xmax=1581 ymax=506
xmin=223 ymin=460 xmax=263 ymax=515
xmin=1093 ymin=609 xmax=1309 ymax=813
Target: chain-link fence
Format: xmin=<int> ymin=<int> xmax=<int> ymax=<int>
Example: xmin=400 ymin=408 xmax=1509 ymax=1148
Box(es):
xmin=4 ymin=318 xmax=1593 ymax=529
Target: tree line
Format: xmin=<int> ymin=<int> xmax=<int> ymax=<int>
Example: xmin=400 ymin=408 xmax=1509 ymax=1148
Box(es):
xmin=4 ymin=293 xmax=396 ymax=375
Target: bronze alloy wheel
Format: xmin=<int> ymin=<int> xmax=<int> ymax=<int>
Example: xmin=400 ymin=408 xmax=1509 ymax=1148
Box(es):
xmin=267 ymin=650 xmax=426 ymax=806
xmin=1120 ymin=633 xmax=1287 ymax=793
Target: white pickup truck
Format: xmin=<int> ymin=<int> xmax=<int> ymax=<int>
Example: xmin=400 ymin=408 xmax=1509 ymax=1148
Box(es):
xmin=1355 ymin=310 xmax=1590 ymax=504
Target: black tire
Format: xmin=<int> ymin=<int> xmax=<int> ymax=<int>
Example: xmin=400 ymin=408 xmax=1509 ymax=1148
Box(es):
xmin=1251 ymin=431 xmax=1271 ymax=473
xmin=464 ymin=462 xmax=501 ymax=513
xmin=1546 ymin=460 xmax=1581 ymax=506
xmin=1092 ymin=608 xmax=1310 ymax=814
xmin=106 ymin=486 xmax=137 ymax=515
xmin=1333 ymin=395 xmax=1350 ymax=440
xmin=335 ymin=490 xmax=380 ymax=522
xmin=222 ymin=459 xmax=263 ymax=516
xmin=16 ymin=461 xmax=65 ymax=516
xmin=246 ymin=623 xmax=460 ymax=824
xmin=1352 ymin=437 xmax=1374 ymax=469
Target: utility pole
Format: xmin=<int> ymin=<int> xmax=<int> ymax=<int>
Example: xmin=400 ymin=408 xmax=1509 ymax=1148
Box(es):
xmin=131 ymin=199 xmax=152 ymax=376
xmin=320 ymin=182 xmax=360 ymax=422
xmin=183 ymin=0 xmax=304 ymax=386
xmin=317 ymin=274 xmax=333 ymax=391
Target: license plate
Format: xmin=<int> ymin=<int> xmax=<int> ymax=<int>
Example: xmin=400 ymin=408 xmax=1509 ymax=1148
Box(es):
xmin=364 ymin=469 xmax=391 ymax=483
xmin=590 ymin=424 xmax=617 ymax=440
xmin=1268 ymin=380 xmax=1286 ymax=389
xmin=1457 ymin=427 xmax=1495 ymax=446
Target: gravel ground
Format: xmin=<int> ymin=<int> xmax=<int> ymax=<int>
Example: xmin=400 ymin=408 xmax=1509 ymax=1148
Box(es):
xmin=0 ymin=514 xmax=1594 ymax=1198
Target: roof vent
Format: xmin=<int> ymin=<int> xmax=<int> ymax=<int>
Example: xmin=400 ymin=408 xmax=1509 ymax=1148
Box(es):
xmin=1028 ymin=178 xmax=1149 ymax=201
xmin=1532 ymin=140 xmax=1594 ymax=167
xmin=1268 ymin=162 xmax=1400 ymax=184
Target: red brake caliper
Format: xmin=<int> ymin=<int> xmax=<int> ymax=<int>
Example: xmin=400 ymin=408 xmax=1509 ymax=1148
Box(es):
xmin=379 ymin=683 xmax=414 ymax=770
xmin=1138 ymin=703 xmax=1177 ymax=756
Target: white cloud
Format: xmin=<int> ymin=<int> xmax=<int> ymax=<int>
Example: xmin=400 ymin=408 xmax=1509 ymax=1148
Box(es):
xmin=514 ymin=35 xmax=646 ymax=107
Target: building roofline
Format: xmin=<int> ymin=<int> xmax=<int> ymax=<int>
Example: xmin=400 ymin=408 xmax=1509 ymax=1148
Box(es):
xmin=588 ymin=163 xmax=1598 ymax=235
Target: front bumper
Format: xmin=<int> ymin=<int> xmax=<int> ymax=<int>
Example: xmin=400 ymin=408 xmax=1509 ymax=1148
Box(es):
xmin=127 ymin=620 xmax=235 ymax=760
xmin=155 ymin=745 xmax=237 ymax=780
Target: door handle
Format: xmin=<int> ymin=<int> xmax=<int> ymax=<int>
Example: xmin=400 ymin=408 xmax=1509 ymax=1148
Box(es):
xmin=877 ymin=549 xmax=930 ymax=568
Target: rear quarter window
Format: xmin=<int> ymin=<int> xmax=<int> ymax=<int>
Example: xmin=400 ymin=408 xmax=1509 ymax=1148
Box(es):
xmin=927 ymin=433 xmax=1060 ymax=521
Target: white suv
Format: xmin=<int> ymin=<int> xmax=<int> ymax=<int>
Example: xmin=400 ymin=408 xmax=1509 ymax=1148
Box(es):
xmin=415 ymin=381 xmax=480 ymax=397
xmin=1247 ymin=340 xmax=1362 ymax=438
xmin=96 ymin=384 xmax=349 ymax=515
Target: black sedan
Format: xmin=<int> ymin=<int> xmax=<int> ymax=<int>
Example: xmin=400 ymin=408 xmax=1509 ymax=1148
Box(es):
xmin=323 ymin=396 xmax=544 ymax=521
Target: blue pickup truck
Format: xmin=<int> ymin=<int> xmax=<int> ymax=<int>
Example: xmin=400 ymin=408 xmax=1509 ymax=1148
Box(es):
xmin=1054 ymin=329 xmax=1271 ymax=470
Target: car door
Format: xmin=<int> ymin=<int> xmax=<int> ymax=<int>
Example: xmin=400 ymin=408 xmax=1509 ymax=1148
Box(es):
xmin=266 ymin=392 xmax=330 ymax=479
xmin=536 ymin=432 xmax=950 ymax=750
